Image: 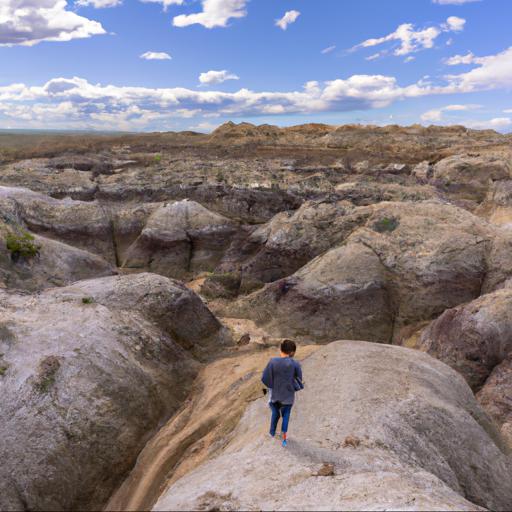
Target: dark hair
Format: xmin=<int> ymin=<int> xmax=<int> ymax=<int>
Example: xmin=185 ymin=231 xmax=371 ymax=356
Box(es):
xmin=280 ymin=339 xmax=296 ymax=355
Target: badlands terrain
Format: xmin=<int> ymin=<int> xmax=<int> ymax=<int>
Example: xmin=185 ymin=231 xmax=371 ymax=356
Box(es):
xmin=1 ymin=122 xmax=512 ymax=510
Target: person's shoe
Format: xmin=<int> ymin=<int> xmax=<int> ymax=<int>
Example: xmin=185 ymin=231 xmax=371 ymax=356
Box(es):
xmin=282 ymin=439 xmax=287 ymax=447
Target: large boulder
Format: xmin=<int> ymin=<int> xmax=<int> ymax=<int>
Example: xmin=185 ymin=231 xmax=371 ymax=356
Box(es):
xmin=231 ymin=243 xmax=393 ymax=343
xmin=154 ymin=341 xmax=512 ymax=511
xmin=478 ymin=357 xmax=512 ymax=449
xmin=417 ymin=287 xmax=512 ymax=451
xmin=432 ymin=154 xmax=512 ymax=203
xmin=0 ymin=273 xmax=230 ymax=511
xmin=418 ymin=287 xmax=512 ymax=390
xmin=231 ymin=200 xmax=508 ymax=343
xmin=122 ymin=200 xmax=238 ymax=279
xmin=216 ymin=200 xmax=371 ymax=286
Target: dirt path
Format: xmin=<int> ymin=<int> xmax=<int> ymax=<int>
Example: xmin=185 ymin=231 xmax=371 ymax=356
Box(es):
xmin=106 ymin=316 xmax=318 ymax=512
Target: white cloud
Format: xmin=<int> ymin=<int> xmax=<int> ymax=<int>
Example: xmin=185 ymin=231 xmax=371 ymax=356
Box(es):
xmin=433 ymin=0 xmax=481 ymax=4
xmin=443 ymin=16 xmax=466 ymax=31
xmin=366 ymin=52 xmax=384 ymax=61
xmin=173 ymin=0 xmax=247 ymax=28
xmin=445 ymin=46 xmax=512 ymax=91
xmin=444 ymin=51 xmax=484 ymax=65
xmin=1 ymin=46 xmax=512 ymax=131
xmin=464 ymin=117 xmax=512 ymax=130
xmin=199 ymin=70 xmax=239 ymax=85
xmin=76 ymin=0 xmax=121 ymax=7
xmin=444 ymin=103 xmax=481 ymax=110
xmin=421 ymin=103 xmax=480 ymax=121
xmin=404 ymin=56 xmax=415 ymax=63
xmin=0 ymin=0 xmax=106 ymax=46
xmin=321 ymin=45 xmax=336 ymax=54
xmin=421 ymin=109 xmax=444 ymax=122
xmin=140 ymin=51 xmax=172 ymax=60
xmin=275 ymin=10 xmax=300 ymax=30
xmin=354 ymin=16 xmax=465 ymax=58
xmin=140 ymin=0 xmax=184 ymax=10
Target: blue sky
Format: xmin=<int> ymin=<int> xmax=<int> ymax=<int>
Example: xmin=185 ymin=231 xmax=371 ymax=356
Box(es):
xmin=0 ymin=0 xmax=511 ymax=132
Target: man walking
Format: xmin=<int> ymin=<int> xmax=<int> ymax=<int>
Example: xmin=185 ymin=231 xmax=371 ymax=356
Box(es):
xmin=261 ymin=340 xmax=303 ymax=447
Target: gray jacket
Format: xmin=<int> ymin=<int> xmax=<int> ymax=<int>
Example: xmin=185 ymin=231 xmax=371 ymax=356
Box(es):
xmin=261 ymin=357 xmax=303 ymax=405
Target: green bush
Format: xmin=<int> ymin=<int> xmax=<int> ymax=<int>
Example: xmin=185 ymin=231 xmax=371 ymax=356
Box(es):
xmin=373 ymin=217 xmax=399 ymax=233
xmin=0 ymin=364 xmax=8 ymax=377
xmin=5 ymin=230 xmax=40 ymax=260
xmin=153 ymin=154 xmax=162 ymax=164
xmin=82 ymin=297 xmax=94 ymax=304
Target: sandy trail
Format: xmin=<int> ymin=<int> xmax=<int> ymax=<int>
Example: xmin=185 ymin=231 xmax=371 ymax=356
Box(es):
xmin=106 ymin=315 xmax=318 ymax=512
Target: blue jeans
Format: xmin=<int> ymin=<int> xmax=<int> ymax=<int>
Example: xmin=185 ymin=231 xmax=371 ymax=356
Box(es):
xmin=269 ymin=402 xmax=293 ymax=436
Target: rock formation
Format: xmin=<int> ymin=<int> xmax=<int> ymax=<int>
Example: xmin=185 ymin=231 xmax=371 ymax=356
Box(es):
xmin=155 ymin=341 xmax=512 ymax=511
xmin=0 ymin=123 xmax=511 ymax=511
xmin=0 ymin=274 xmax=230 ymax=511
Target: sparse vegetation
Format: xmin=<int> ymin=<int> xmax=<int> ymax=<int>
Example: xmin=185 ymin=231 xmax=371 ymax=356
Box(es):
xmin=82 ymin=297 xmax=95 ymax=305
xmin=373 ymin=217 xmax=399 ymax=233
xmin=0 ymin=364 xmax=9 ymax=376
xmin=34 ymin=356 xmax=60 ymax=393
xmin=216 ymin=171 xmax=226 ymax=183
xmin=5 ymin=230 xmax=41 ymax=261
xmin=153 ymin=154 xmax=162 ymax=164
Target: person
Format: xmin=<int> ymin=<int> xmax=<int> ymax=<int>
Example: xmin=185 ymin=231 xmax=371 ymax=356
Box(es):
xmin=261 ymin=339 xmax=303 ymax=447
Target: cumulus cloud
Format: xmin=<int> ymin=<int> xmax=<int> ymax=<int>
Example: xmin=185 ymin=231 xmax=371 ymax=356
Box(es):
xmin=443 ymin=16 xmax=466 ymax=31
xmin=140 ymin=51 xmax=172 ymax=60
xmin=444 ymin=51 xmax=484 ymax=65
xmin=444 ymin=46 xmax=512 ymax=91
xmin=76 ymin=0 xmax=121 ymax=7
xmin=421 ymin=103 xmax=480 ymax=121
xmin=1 ymin=46 xmax=512 ymax=131
xmin=173 ymin=0 xmax=247 ymax=28
xmin=199 ymin=70 xmax=239 ymax=85
xmin=275 ymin=10 xmax=300 ymax=30
xmin=354 ymin=16 xmax=465 ymax=58
xmin=0 ymin=0 xmax=106 ymax=46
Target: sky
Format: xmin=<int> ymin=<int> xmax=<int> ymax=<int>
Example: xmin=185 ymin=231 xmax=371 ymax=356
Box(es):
xmin=0 ymin=0 xmax=511 ymax=132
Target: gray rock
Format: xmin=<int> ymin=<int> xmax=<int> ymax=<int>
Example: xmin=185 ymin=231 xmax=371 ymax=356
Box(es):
xmin=154 ymin=341 xmax=512 ymax=511
xmin=122 ymin=200 xmax=238 ymax=279
xmin=0 ymin=273 xmax=230 ymax=511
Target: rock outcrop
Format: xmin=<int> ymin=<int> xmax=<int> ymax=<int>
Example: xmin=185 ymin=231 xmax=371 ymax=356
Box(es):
xmin=155 ymin=341 xmax=512 ymax=511
xmin=0 ymin=273 xmax=230 ymax=511
xmin=230 ymin=200 xmax=510 ymax=343
xmin=1 ymin=124 xmax=512 ymax=512
xmin=417 ymin=287 xmax=512 ymax=450
xmin=122 ymin=200 xmax=238 ymax=279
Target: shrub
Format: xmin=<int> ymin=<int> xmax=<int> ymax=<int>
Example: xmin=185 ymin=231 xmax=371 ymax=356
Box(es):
xmin=373 ymin=216 xmax=399 ymax=233
xmin=34 ymin=356 xmax=60 ymax=393
xmin=0 ymin=364 xmax=8 ymax=377
xmin=5 ymin=230 xmax=40 ymax=261
xmin=82 ymin=297 xmax=94 ymax=305
xmin=153 ymin=154 xmax=162 ymax=164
